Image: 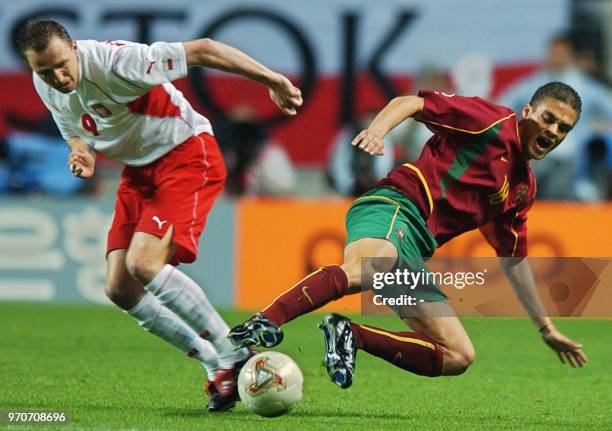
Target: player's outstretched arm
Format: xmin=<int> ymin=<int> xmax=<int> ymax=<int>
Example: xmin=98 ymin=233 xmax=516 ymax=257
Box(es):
xmin=67 ymin=137 xmax=96 ymax=178
xmin=182 ymin=38 xmax=302 ymax=116
xmin=351 ymin=95 xmax=424 ymax=156
xmin=500 ymin=257 xmax=588 ymax=368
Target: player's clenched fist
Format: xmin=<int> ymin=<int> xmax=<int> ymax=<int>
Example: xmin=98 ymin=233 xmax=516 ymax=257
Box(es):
xmin=268 ymin=74 xmax=303 ymax=116
xmin=351 ymin=129 xmax=384 ymax=156
xmin=68 ymin=149 xmax=95 ymax=178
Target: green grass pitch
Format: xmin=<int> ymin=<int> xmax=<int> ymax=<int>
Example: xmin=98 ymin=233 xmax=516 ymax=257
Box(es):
xmin=1 ymin=303 xmax=611 ymax=430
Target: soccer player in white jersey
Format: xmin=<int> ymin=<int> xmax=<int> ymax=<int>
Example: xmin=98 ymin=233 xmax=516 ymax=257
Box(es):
xmin=17 ymin=20 xmax=303 ymax=412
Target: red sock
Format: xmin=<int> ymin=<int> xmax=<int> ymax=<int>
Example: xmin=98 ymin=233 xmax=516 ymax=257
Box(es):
xmin=351 ymin=323 xmax=443 ymax=377
xmin=261 ymin=265 xmax=348 ymax=325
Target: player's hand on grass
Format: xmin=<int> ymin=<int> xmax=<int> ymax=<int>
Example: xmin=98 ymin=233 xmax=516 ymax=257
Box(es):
xmin=268 ymin=74 xmax=303 ymax=116
xmin=68 ymin=149 xmax=95 ymax=178
xmin=541 ymin=326 xmax=587 ymax=368
xmin=351 ymin=129 xmax=384 ymax=155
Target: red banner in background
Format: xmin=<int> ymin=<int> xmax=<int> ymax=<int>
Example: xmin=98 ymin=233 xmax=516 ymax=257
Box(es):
xmin=0 ymin=66 xmax=535 ymax=167
xmin=1 ymin=0 xmax=566 ymax=166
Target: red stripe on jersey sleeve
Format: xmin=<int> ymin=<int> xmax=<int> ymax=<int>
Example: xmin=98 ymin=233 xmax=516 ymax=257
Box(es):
xmin=127 ymin=85 xmax=181 ymax=117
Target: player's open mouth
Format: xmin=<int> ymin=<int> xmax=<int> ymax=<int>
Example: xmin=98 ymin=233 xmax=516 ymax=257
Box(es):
xmin=535 ymin=137 xmax=553 ymax=152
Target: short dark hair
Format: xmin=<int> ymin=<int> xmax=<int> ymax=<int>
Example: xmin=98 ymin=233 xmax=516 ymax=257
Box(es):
xmin=529 ymin=81 xmax=582 ymax=116
xmin=15 ymin=20 xmax=72 ymax=61
xmin=549 ymin=33 xmax=575 ymax=50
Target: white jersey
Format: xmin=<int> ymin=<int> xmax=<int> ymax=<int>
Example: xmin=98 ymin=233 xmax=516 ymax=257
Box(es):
xmin=33 ymin=40 xmax=213 ymax=166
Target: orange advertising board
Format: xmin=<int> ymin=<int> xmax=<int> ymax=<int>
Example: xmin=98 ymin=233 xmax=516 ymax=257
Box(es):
xmin=236 ymin=198 xmax=355 ymax=312
xmin=236 ymin=199 xmax=612 ymax=312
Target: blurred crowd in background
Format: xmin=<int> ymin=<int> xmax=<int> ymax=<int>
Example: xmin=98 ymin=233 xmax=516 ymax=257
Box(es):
xmin=1 ymin=1 xmax=611 ymax=201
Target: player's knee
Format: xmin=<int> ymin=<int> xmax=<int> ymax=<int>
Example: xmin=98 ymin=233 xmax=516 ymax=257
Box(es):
xmin=125 ymin=250 xmax=158 ymax=285
xmin=444 ymin=345 xmax=476 ymax=375
xmin=104 ymin=281 xmax=132 ymax=309
xmin=104 ymin=281 xmax=121 ymax=303
xmin=455 ymin=349 xmax=476 ymax=374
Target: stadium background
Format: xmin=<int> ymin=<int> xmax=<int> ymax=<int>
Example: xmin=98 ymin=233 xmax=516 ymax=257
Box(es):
xmin=2 ymin=1 xmax=612 ymax=429
xmin=1 ymin=0 xmax=610 ymax=310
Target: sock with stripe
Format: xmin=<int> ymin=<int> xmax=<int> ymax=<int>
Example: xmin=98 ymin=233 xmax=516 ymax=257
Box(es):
xmin=145 ymin=264 xmax=250 ymax=369
xmin=127 ymin=291 xmax=219 ymax=379
xmin=261 ymin=265 xmax=349 ymax=325
xmin=350 ymin=323 xmax=443 ymax=377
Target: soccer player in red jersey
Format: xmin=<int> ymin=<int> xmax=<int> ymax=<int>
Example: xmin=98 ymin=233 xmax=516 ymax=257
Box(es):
xmin=229 ymin=82 xmax=587 ymax=388
xmin=17 ymin=20 xmax=302 ymax=410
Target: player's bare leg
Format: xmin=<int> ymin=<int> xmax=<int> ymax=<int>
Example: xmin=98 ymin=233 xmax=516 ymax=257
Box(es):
xmin=228 ymin=237 xmax=395 ymax=349
xmin=229 ymin=234 xmax=471 ymax=387
xmin=341 ymin=237 xmax=398 ymax=292
xmin=106 ymin=249 xmax=147 ymax=310
xmin=125 ymin=227 xmax=252 ymax=411
xmin=123 ymin=226 xmax=175 ymax=284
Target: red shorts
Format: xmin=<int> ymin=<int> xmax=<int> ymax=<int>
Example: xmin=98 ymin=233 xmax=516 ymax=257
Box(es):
xmin=107 ymin=133 xmax=226 ymax=264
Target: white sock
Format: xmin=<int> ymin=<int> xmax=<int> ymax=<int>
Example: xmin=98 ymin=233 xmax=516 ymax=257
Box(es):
xmin=145 ymin=265 xmax=250 ymax=368
xmin=126 ymin=291 xmax=219 ymax=379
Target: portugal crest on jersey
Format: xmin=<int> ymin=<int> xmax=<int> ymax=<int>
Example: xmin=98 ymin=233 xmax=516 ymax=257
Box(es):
xmin=513 ymin=184 xmax=529 ymax=203
xmin=90 ymin=103 xmax=112 ymax=118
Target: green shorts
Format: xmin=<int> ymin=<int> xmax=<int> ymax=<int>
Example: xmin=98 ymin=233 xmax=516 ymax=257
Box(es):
xmin=346 ymin=187 xmax=447 ymax=303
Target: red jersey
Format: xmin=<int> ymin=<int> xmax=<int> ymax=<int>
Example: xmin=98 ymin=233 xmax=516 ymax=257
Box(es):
xmin=379 ymin=90 xmax=536 ymax=257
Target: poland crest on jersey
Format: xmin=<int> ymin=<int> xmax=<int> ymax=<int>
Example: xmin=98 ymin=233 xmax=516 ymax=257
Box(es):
xmin=90 ymin=103 xmax=112 ymax=118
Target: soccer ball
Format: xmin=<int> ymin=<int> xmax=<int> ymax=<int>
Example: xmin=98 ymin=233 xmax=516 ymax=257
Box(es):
xmin=238 ymin=351 xmax=303 ymax=417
